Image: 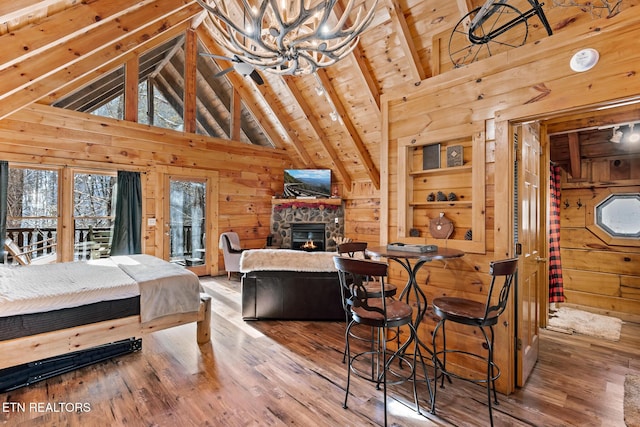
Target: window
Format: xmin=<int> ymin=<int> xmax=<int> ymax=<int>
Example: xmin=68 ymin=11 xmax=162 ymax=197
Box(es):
xmin=6 ymin=167 xmax=58 ymax=262
xmin=587 ymin=190 xmax=640 ymax=247
xmin=595 ymin=193 xmax=640 ymax=238
xmin=73 ymin=172 xmax=117 ymax=260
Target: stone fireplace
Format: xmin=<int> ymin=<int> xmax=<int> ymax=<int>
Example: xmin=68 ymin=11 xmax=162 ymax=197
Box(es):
xmin=270 ymin=199 xmax=344 ymax=251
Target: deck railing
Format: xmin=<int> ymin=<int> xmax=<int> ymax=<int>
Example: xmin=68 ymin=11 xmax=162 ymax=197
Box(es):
xmin=3 ymin=226 xmax=200 ymax=264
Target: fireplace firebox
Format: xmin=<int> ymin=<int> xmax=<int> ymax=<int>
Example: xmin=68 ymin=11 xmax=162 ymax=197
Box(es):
xmin=291 ymin=223 xmax=325 ymax=251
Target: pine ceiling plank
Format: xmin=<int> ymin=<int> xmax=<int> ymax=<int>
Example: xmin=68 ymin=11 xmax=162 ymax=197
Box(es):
xmin=316 ymin=69 xmax=380 ymax=190
xmin=0 ymin=1 xmax=202 ymax=120
xmin=283 ymin=76 xmax=353 ymax=190
xmin=385 ymin=0 xmax=425 ymax=82
xmin=330 ymin=0 xmax=380 ymax=112
xmin=456 ymin=0 xmax=472 ymax=16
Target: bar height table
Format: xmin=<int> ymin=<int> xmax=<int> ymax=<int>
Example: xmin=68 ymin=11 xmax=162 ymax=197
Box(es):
xmin=365 ymin=246 xmax=465 ymax=353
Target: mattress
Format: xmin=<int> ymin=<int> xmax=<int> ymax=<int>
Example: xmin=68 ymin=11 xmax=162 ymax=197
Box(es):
xmin=0 ymin=257 xmax=138 ymax=317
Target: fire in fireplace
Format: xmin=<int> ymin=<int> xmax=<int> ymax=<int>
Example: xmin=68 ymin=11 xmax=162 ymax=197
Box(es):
xmin=291 ymin=223 xmax=325 ymax=251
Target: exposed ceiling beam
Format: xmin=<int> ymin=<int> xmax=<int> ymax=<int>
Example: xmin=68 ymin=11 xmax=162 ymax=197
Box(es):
xmin=183 ymin=28 xmax=198 ymax=133
xmin=150 ymin=35 xmax=186 ymax=79
xmin=197 ymin=25 xmax=291 ymax=151
xmin=0 ymin=0 xmax=202 ymax=120
xmin=567 ymin=132 xmax=582 ymax=178
xmin=37 ymin=24 xmax=189 ymax=106
xmin=385 ymin=0 xmax=425 ymax=83
xmin=0 ymin=0 xmax=152 ymax=69
xmin=317 ymin=69 xmax=380 ymax=190
xmin=282 ymin=75 xmax=353 ymax=190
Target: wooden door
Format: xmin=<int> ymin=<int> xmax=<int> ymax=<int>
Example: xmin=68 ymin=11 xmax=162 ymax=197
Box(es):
xmin=516 ymin=122 xmax=545 ymax=386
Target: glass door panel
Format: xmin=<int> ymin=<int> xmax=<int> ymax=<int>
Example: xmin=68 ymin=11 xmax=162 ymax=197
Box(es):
xmin=167 ymin=177 xmax=206 ymax=275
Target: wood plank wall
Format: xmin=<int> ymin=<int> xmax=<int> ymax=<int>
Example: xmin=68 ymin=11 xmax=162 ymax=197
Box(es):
xmin=0 ymin=104 xmax=291 ymax=275
xmin=559 ymin=160 xmax=640 ymax=323
xmin=382 ymin=10 xmax=640 ymax=394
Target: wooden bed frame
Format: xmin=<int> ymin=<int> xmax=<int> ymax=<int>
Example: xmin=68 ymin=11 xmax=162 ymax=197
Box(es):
xmin=0 ymin=293 xmax=211 ymax=370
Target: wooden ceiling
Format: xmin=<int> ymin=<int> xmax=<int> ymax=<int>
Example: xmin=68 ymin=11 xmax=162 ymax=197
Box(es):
xmin=1 ymin=0 xmax=637 ymax=190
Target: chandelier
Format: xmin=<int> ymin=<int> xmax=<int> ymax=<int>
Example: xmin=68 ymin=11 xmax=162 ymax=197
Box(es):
xmin=196 ymin=0 xmax=378 ymax=76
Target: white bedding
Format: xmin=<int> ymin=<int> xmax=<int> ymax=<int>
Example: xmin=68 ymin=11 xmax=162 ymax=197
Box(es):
xmin=0 ymin=254 xmax=201 ymax=322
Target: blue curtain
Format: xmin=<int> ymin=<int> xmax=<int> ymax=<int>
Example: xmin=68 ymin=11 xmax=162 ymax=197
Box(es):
xmin=0 ymin=161 xmax=7 ymax=263
xmin=110 ymin=171 xmax=142 ymax=255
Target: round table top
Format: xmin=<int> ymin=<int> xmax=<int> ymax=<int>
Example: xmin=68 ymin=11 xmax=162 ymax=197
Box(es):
xmin=366 ymin=245 xmax=465 ymax=261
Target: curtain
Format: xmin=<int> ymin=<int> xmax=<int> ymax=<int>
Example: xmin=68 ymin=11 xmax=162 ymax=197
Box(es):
xmin=110 ymin=171 xmax=142 ymax=255
xmin=549 ymin=164 xmax=565 ymax=303
xmin=0 ymin=161 xmax=7 ymax=263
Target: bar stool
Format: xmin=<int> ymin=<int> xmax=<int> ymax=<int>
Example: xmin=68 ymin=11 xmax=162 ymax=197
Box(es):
xmin=333 ymin=256 xmax=428 ymax=427
xmin=430 ymin=258 xmax=518 ymax=426
xmin=336 ymin=242 xmax=397 ymax=363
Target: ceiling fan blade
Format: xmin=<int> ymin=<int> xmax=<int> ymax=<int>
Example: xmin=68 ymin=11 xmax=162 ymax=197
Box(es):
xmin=200 ymin=52 xmax=234 ymax=62
xmin=214 ymin=67 xmax=235 ymax=78
xmin=249 ymin=69 xmax=264 ymax=85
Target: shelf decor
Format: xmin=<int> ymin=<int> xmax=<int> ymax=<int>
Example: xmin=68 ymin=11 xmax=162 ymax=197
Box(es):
xmin=446 ymin=145 xmax=464 ymax=167
xmin=423 ymin=144 xmax=441 ymax=170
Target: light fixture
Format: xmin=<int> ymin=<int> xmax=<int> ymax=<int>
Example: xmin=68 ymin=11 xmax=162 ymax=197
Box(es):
xmin=610 ymin=126 xmax=623 ymax=143
xmin=628 ymin=123 xmax=640 ymax=143
xmin=196 ymin=0 xmax=378 ymax=76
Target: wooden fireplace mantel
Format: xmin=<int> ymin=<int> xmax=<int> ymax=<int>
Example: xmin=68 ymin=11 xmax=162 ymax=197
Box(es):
xmin=271 ymin=198 xmax=342 ymax=206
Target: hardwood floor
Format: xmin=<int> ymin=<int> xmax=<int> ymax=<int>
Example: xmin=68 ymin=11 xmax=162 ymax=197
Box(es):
xmin=1 ymin=275 xmax=638 ymax=426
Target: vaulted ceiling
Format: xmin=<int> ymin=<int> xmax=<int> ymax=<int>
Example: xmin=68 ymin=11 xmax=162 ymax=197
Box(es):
xmin=0 ymin=0 xmax=633 ymax=189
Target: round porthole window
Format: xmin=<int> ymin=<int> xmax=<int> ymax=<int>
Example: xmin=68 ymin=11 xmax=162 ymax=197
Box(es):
xmin=595 ymin=193 xmax=640 ymax=238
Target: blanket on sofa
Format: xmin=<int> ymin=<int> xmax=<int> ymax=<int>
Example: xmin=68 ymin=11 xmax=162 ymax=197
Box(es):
xmin=239 ymin=249 xmax=337 ymax=273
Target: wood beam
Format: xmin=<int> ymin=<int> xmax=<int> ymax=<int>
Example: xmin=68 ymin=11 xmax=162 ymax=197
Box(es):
xmin=282 ymin=76 xmax=353 ymax=190
xmin=197 ymin=24 xmax=309 ymax=165
xmin=0 ymin=0 xmax=202 ymax=120
xmin=386 ymin=0 xmax=425 ymax=83
xmin=230 ymin=88 xmax=242 ymax=141
xmin=316 ymin=69 xmax=380 ymax=190
xmin=124 ymin=57 xmax=139 ymax=122
xmin=0 ymin=0 xmax=151 ymax=69
xmin=36 ymin=24 xmax=189 ymax=106
xmin=184 ymin=28 xmax=198 ymax=133
xmin=567 ymin=132 xmax=582 ymax=179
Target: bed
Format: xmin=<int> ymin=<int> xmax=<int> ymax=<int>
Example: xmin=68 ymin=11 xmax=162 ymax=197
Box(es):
xmin=0 ymin=254 xmax=211 ymax=373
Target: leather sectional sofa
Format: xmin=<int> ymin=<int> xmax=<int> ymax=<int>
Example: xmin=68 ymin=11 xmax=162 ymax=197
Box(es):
xmin=239 ymin=249 xmax=344 ymax=321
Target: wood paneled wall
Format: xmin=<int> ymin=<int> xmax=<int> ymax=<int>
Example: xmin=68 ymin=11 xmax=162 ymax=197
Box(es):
xmin=0 ymin=104 xmax=291 ymax=275
xmin=559 ymin=160 xmax=640 ymax=323
xmin=382 ymin=10 xmax=640 ymax=394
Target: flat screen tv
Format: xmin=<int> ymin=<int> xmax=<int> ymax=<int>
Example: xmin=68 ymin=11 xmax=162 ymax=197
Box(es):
xmin=283 ymin=169 xmax=332 ymax=198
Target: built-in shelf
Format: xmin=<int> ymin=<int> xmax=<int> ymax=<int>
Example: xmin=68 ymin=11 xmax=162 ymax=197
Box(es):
xmin=409 ymin=201 xmax=473 ymax=207
xmin=397 ymin=131 xmax=486 ymax=254
xmin=408 ymin=164 xmax=472 ymax=176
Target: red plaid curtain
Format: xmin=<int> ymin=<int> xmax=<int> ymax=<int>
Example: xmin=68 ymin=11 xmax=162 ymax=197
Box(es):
xmin=549 ymin=164 xmax=565 ymax=303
